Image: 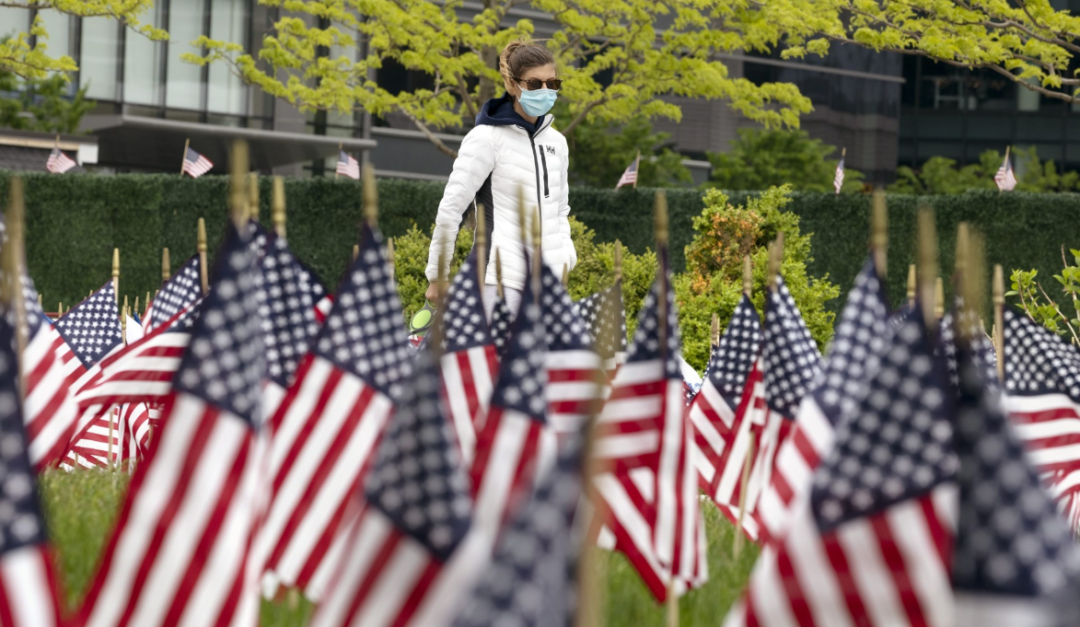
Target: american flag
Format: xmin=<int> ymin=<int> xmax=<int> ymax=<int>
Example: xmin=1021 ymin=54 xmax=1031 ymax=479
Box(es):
xmin=46 ymin=147 xmax=76 ymax=174
xmin=591 ymin=247 xmax=707 ymax=602
xmin=953 ymin=343 xmax=1080 ymax=626
xmin=18 ymin=274 xmax=81 ymax=468
xmin=310 ymin=343 xmax=476 ymax=627
xmin=77 ymin=222 xmax=266 ymax=627
xmin=708 ymin=276 xmax=822 ymax=541
xmin=724 ymin=305 xmax=956 ymax=627
xmin=994 ymin=153 xmax=1017 ymax=191
xmin=53 ymin=281 xmax=124 ymax=391
xmin=470 ymin=262 xmax=556 ymax=539
xmin=182 ymin=147 xmax=214 ymax=178
xmin=439 ymin=250 xmax=498 ymax=464
xmin=0 ymin=314 xmax=63 ymax=627
xmin=120 ymin=402 xmax=153 ymax=462
xmin=65 ymin=405 xmax=125 ymax=469
xmin=146 ymin=255 xmax=202 ymax=333
xmin=488 ymin=295 xmax=513 ymax=359
xmin=1002 ymin=309 xmax=1080 ymax=532
xmin=575 ymin=282 xmax=628 ymax=371
xmin=687 ymin=295 xmax=762 ymax=494
xmin=615 ymin=156 xmax=638 ymax=189
xmin=451 ymin=411 xmax=588 ymax=627
xmin=754 ymin=257 xmax=889 ymax=545
xmin=536 ymin=262 xmax=603 ymax=440
xmin=257 ymin=222 xmax=413 ymax=600
xmin=833 ymin=153 xmax=845 ymax=194
xmin=255 ymin=230 xmax=323 ymax=418
xmin=336 ymin=151 xmax=360 ymax=180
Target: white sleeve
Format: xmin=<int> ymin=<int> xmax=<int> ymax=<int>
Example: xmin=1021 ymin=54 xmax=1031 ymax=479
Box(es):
xmin=425 ymin=126 xmax=496 ymax=282
xmin=558 ymin=148 xmax=577 ymax=270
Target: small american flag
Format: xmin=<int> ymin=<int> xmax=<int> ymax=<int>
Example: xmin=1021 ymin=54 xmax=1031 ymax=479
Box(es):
xmin=0 ymin=314 xmax=63 ymax=627
xmin=311 ymin=343 xmax=475 ymax=627
xmin=46 ymin=147 xmax=76 ymax=174
xmin=725 ymin=305 xmax=956 ymax=627
xmin=687 ymin=295 xmax=762 ymax=494
xmin=754 ymin=257 xmax=889 ymax=545
xmin=17 ymin=274 xmax=81 ymax=468
xmin=439 ymin=250 xmax=498 ymax=464
xmin=575 ymin=281 xmax=628 ymax=371
xmin=182 ymin=147 xmax=214 ymax=178
xmin=954 ymin=344 xmax=1080 ymax=626
xmin=488 ymin=295 xmax=513 ymax=359
xmin=994 ymin=153 xmax=1017 ymax=191
xmin=1002 ymin=309 xmax=1080 ymax=532
xmin=53 ymin=281 xmax=124 ymax=396
xmin=257 ymin=222 xmax=413 ymax=600
xmin=470 ymin=261 xmax=556 ymax=541
xmin=536 ymin=262 xmax=604 ymax=441
xmin=708 ymin=276 xmax=822 ymax=542
xmin=146 ymin=255 xmax=202 ymax=333
xmin=77 ymin=222 xmax=266 ymax=627
xmin=336 ymin=151 xmax=360 ymax=180
xmin=833 ymin=152 xmax=845 ymax=194
xmin=592 ymin=247 xmax=707 ymax=601
xmin=615 ymin=155 xmax=639 ymax=189
xmin=452 ymin=411 xmax=588 ymax=627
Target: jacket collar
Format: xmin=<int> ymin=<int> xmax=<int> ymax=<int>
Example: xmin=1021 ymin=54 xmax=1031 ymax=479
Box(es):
xmin=475 ymin=95 xmax=553 ymax=138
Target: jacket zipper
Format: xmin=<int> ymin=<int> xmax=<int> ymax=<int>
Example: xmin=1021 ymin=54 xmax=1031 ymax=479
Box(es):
xmin=527 ymin=132 xmax=545 ymax=226
xmin=538 ymin=149 xmax=550 ymax=198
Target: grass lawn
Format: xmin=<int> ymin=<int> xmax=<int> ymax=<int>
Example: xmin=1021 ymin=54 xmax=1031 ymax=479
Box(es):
xmin=39 ymin=469 xmax=757 ymax=626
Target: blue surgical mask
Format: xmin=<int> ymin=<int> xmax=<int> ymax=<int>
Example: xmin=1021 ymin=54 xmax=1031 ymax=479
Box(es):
xmin=518 ymin=88 xmax=558 ymax=117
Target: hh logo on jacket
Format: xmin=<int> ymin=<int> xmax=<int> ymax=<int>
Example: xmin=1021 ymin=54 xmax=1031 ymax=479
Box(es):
xmin=544 ymin=145 xmax=557 ymax=156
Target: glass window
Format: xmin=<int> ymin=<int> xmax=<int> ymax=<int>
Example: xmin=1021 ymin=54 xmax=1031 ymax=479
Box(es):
xmin=123 ymin=3 xmax=164 ymax=106
xmin=80 ymin=17 xmax=120 ymax=100
xmin=1018 ymin=78 xmax=1040 ymax=111
xmin=0 ymin=7 xmax=30 ymax=39
xmin=207 ymin=0 xmax=248 ymax=115
xmin=37 ymin=11 xmax=72 ymax=59
xmin=166 ymin=0 xmax=206 ymax=110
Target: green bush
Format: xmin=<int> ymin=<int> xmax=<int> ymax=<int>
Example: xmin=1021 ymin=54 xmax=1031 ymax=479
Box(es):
xmin=675 ymin=186 xmax=840 ymax=371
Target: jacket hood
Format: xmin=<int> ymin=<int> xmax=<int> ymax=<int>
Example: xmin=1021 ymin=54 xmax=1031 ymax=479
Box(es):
xmin=475 ymin=94 xmax=548 ymax=136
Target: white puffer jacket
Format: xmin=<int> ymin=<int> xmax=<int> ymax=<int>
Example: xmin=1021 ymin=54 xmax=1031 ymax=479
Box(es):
xmin=425 ymin=97 xmax=576 ymax=292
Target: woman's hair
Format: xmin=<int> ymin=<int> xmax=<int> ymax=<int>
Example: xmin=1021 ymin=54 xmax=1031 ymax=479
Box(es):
xmin=499 ymin=38 xmax=555 ymax=86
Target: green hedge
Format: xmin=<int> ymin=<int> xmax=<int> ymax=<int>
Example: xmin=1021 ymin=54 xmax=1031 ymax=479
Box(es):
xmin=1 ymin=171 xmax=1077 ymax=315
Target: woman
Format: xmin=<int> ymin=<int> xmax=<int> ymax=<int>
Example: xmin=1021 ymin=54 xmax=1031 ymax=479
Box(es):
xmin=424 ymin=38 xmax=576 ymax=316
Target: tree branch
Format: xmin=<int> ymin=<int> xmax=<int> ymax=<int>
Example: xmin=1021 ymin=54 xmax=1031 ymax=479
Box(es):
xmin=398 ymin=106 xmax=459 ymax=158
xmin=561 ymin=99 xmax=604 ymax=134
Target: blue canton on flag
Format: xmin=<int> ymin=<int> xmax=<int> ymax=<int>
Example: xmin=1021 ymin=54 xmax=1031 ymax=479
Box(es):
xmin=707 ymin=295 xmax=762 ymax=407
xmin=255 ymin=233 xmax=322 ymax=388
xmin=55 ymin=281 xmax=123 ymax=367
xmin=763 ymin=276 xmax=822 ymax=419
xmin=149 ymin=255 xmax=202 ymax=331
xmin=442 ymin=250 xmax=492 ymax=353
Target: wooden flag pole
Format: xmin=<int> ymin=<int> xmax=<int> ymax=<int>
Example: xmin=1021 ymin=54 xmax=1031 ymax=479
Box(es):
xmin=335 ymin=142 xmax=342 ymax=181
xmin=934 ymin=277 xmax=945 ymax=320
xmin=917 ymin=208 xmax=939 ymax=333
xmin=181 ymin=138 xmax=190 ymax=176
xmin=495 ymin=248 xmax=504 ymax=300
xmin=162 ymin=247 xmax=171 ymax=284
xmin=122 ymin=296 xmax=129 ymax=341
xmin=57 ymin=302 xmax=62 ymax=319
xmin=248 ymin=172 xmax=259 ymax=223
xmin=197 ymin=218 xmax=209 ymax=295
xmin=351 ymin=244 xmax=359 ymax=262
xmin=532 ymin=207 xmax=543 ymax=305
xmin=633 ymin=150 xmax=640 ymax=190
xmin=993 ymin=264 xmax=1005 ymax=379
xmin=476 ymin=204 xmax=487 ymax=307
xmin=906 ymin=264 xmax=916 ymax=306
xmin=362 ymin=164 xmax=378 ymax=228
xmin=654 ymin=188 xmax=677 ymax=626
xmin=871 ymin=188 xmax=887 ymax=279
xmin=743 ymin=255 xmax=753 ymax=297
xmin=561 ymin=264 xmax=569 ymax=287
xmin=112 ymin=248 xmax=120 ymax=306
xmin=229 ymin=139 xmax=249 ymax=229
xmin=144 ymin=291 xmax=151 ymax=314
xmin=711 ymin=313 xmax=720 ymax=347
xmin=4 ymin=177 xmax=29 ymax=400
xmin=134 ymin=296 xmax=139 ymax=316
xmin=272 ymin=176 xmax=286 ymax=239
xmin=767 ymin=233 xmax=785 ymax=292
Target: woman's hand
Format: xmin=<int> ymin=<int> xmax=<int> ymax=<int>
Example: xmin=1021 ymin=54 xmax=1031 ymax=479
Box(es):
xmin=425 ymin=281 xmax=441 ymax=305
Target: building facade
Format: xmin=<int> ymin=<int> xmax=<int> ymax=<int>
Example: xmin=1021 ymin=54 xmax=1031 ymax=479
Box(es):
xmin=1 ymin=1 xmax=904 ymax=183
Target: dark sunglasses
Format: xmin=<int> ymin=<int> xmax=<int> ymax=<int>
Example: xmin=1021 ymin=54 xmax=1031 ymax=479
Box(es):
xmin=515 ymin=77 xmax=562 ymax=91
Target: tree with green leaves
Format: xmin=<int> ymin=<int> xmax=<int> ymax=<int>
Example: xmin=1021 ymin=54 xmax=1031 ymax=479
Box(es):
xmin=889 ymin=147 xmax=1080 ymax=195
xmin=0 ymin=2 xmax=166 ymax=79
xmin=0 ymin=67 xmax=93 ymax=133
xmin=706 ymin=128 xmax=864 ymax=193
xmin=189 ymin=0 xmax=813 ymax=157
xmin=554 ymin=102 xmax=691 ymax=188
xmin=740 ymin=0 xmax=1080 ymax=107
